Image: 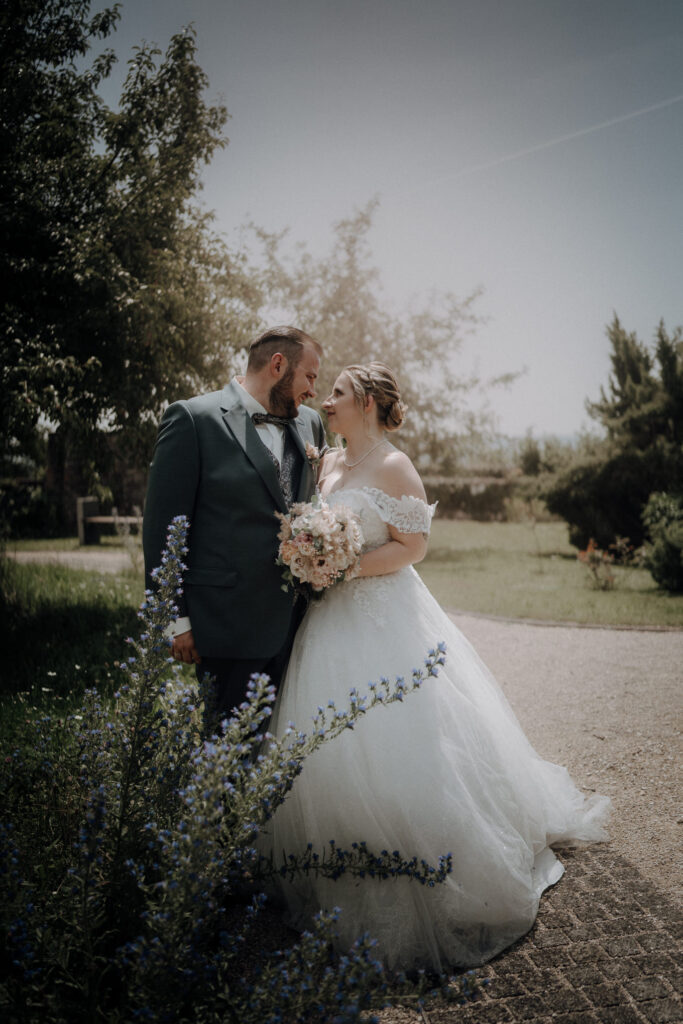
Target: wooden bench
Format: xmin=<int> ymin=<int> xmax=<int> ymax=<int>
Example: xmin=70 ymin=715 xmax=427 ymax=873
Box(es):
xmin=76 ymin=497 xmax=143 ymax=545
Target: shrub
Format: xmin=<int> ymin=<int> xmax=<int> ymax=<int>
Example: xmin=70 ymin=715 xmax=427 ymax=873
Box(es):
xmin=502 ymin=492 xmax=556 ymax=524
xmin=0 ymin=517 xmax=479 ymax=1022
xmin=424 ymin=476 xmax=514 ymax=520
xmin=0 ymin=480 xmax=64 ymax=539
xmin=544 ymin=450 xmax=668 ymax=549
xmin=545 ymin=317 xmax=683 ymax=550
xmin=642 ymin=492 xmax=683 ymax=592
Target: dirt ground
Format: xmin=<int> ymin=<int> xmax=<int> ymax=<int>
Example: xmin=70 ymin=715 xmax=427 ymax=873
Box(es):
xmin=449 ymin=611 xmax=683 ymax=906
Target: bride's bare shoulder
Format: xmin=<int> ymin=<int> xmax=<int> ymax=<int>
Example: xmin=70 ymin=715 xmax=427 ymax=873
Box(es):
xmin=376 ymin=445 xmax=427 ymax=502
xmin=318 ymin=446 xmax=343 ymax=484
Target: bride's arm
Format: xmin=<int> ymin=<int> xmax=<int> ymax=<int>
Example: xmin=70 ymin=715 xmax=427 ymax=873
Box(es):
xmin=354 ymin=452 xmax=429 ymax=578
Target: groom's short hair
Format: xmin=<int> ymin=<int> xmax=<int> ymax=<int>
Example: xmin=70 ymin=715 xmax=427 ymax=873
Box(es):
xmin=247 ymin=326 xmax=322 ymax=372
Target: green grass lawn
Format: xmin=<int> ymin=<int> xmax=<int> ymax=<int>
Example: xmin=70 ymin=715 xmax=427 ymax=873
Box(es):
xmin=7 ymin=534 xmax=129 ymax=551
xmin=0 ymin=560 xmax=143 ymax=730
xmin=0 ymin=555 xmax=206 ymax=738
xmin=418 ymin=519 xmax=683 ymax=627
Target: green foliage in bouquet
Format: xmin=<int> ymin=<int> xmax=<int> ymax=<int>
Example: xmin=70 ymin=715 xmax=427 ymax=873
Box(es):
xmin=0 ymin=517 xmax=479 ymax=1022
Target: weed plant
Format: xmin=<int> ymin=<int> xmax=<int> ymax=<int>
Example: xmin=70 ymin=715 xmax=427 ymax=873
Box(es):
xmin=0 ymin=517 xmax=478 ymax=1022
xmin=577 ymin=539 xmax=615 ymax=590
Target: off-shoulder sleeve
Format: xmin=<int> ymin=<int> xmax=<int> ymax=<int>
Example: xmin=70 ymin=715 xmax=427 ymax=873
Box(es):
xmin=362 ymin=487 xmax=437 ymax=534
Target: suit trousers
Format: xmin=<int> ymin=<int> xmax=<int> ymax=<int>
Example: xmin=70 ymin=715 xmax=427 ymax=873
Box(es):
xmin=196 ymin=596 xmax=306 ymax=724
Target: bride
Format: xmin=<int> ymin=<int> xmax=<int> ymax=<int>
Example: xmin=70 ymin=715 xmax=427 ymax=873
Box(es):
xmin=268 ymin=361 xmax=610 ymax=971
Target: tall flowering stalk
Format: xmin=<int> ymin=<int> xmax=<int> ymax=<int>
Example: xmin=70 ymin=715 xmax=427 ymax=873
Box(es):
xmin=0 ymin=516 xmax=480 ymax=1022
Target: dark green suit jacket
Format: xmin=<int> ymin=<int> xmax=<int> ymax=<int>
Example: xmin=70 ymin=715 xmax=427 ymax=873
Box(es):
xmin=143 ymin=381 xmax=327 ymax=658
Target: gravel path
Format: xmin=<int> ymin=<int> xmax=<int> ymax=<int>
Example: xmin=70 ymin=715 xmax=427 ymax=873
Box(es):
xmin=449 ymin=611 xmax=683 ymax=906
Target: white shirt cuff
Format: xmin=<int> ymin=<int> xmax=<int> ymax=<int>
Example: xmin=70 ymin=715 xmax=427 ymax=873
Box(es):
xmin=164 ymin=616 xmax=192 ymax=639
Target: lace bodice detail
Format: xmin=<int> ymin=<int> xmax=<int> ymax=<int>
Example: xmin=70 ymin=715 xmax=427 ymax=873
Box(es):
xmin=325 ymin=487 xmax=436 ymax=553
xmin=320 ymin=487 xmax=437 ymax=626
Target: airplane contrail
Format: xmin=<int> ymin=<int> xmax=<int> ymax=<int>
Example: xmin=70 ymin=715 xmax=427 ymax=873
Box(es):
xmin=387 ymin=92 xmax=683 ymax=200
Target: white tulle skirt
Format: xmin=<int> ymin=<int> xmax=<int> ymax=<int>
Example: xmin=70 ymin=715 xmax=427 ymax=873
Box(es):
xmin=266 ymin=566 xmax=610 ymax=970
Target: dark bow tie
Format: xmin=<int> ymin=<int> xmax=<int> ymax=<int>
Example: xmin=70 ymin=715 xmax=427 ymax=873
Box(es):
xmin=251 ymin=412 xmax=293 ymax=428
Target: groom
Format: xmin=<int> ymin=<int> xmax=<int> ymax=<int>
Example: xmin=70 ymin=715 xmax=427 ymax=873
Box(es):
xmin=142 ymin=326 xmax=326 ymax=716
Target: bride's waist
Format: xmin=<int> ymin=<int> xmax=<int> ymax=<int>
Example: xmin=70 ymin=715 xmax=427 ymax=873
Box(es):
xmin=348 ymin=565 xmax=414 ymax=586
xmin=308 ymin=566 xmax=418 ymax=625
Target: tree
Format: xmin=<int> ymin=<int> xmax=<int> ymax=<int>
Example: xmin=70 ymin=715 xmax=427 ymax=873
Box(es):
xmin=545 ymin=316 xmax=683 ymax=549
xmin=248 ymin=200 xmax=516 ymax=470
xmin=1 ymin=0 xmax=260 ymax=522
xmin=518 ymin=432 xmax=542 ymax=476
xmin=586 ymin=316 xmax=683 ymax=450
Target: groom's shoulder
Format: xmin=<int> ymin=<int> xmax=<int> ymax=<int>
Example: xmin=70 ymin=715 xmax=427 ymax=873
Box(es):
xmin=296 ymin=404 xmax=323 ymax=428
xmin=296 ymin=404 xmax=326 ymax=442
xmin=182 ymin=388 xmax=229 ymax=416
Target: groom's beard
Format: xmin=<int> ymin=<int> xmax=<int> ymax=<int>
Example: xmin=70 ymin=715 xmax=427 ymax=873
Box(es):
xmin=268 ymin=366 xmax=298 ymax=419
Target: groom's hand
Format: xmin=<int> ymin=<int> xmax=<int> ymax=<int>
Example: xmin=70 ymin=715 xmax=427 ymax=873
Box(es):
xmin=173 ymin=629 xmax=201 ymax=665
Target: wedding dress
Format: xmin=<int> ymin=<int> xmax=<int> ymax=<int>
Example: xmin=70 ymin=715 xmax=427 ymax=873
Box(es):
xmin=268 ymin=487 xmax=610 ymax=970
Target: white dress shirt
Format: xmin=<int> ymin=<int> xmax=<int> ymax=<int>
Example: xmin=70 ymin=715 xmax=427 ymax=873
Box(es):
xmin=168 ymin=378 xmax=285 ymax=639
xmin=232 ymin=377 xmax=285 ymax=464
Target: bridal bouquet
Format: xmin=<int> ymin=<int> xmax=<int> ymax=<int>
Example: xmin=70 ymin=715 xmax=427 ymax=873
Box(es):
xmin=276 ymin=495 xmax=363 ymax=595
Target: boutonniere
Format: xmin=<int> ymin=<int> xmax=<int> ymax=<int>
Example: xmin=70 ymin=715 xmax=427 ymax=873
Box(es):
xmin=305 ymin=442 xmax=322 ymax=468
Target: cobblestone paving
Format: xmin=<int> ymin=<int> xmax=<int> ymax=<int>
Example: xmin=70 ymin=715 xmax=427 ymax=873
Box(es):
xmin=382 ymin=846 xmax=682 ymax=1024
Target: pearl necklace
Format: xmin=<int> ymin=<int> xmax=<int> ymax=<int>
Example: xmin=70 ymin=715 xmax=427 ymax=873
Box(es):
xmin=343 ymin=438 xmax=386 ymax=468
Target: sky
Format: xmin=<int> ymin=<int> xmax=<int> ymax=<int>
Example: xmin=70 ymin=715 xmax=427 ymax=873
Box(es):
xmin=95 ymin=0 xmax=683 ymax=437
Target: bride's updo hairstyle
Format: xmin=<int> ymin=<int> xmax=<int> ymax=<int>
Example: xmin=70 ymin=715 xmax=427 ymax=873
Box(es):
xmin=344 ymin=362 xmax=406 ymax=432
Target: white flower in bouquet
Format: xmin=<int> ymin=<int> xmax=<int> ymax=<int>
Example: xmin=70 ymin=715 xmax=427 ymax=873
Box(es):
xmin=276 ymin=495 xmax=363 ymax=595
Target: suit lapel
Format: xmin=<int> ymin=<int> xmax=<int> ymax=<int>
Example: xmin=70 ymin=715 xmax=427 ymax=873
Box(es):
xmin=220 ymin=384 xmax=288 ymax=513
xmin=289 ymin=416 xmax=315 ymax=502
